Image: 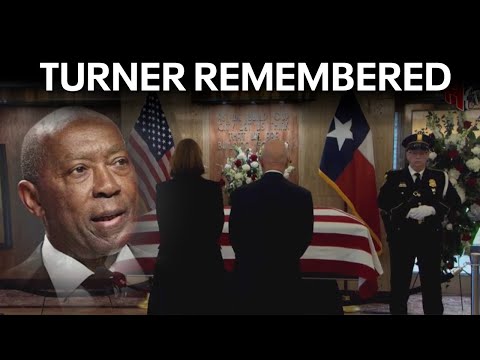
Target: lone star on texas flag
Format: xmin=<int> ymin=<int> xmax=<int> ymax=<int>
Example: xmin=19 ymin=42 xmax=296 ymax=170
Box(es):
xmin=327 ymin=117 xmax=353 ymax=151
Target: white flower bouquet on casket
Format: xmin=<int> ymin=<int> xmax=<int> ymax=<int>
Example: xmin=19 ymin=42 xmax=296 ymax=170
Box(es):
xmin=221 ymin=145 xmax=294 ymax=198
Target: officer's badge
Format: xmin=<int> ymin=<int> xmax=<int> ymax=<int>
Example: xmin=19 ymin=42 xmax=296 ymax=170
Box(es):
xmin=429 ymin=179 xmax=437 ymax=195
xmin=398 ymin=182 xmax=407 ymax=188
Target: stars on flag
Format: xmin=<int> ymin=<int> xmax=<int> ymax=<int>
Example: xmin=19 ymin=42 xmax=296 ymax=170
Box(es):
xmin=326 ymin=116 xmax=353 ymax=151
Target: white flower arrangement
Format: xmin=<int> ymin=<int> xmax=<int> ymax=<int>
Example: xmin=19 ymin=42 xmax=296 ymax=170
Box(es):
xmin=221 ymin=144 xmax=295 ymax=197
xmin=421 ymin=110 xmax=480 ymax=267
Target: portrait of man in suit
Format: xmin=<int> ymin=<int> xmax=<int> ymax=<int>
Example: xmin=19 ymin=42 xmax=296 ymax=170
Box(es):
xmin=1 ymin=106 xmax=142 ymax=297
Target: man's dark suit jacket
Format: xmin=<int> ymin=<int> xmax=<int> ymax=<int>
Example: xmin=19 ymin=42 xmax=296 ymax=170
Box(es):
xmin=229 ymin=171 xmax=314 ymax=314
xmin=147 ymin=175 xmax=225 ymax=315
xmin=0 ymin=244 xmax=144 ymax=297
xmin=0 ymin=244 xmax=54 ymax=295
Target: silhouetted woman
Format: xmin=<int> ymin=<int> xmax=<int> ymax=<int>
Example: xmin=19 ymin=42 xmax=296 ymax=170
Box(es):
xmin=147 ymin=139 xmax=225 ymax=314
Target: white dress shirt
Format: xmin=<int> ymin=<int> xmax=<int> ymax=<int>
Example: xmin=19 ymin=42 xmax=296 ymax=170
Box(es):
xmin=408 ymin=165 xmax=425 ymax=183
xmin=264 ymin=170 xmax=284 ymax=175
xmin=42 ymin=235 xmax=143 ymax=298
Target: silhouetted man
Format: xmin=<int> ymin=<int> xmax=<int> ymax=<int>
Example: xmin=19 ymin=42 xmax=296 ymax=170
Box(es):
xmin=229 ymin=140 xmax=313 ymax=314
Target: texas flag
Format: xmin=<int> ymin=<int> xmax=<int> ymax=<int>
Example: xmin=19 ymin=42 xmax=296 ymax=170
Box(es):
xmin=319 ymin=92 xmax=382 ymax=253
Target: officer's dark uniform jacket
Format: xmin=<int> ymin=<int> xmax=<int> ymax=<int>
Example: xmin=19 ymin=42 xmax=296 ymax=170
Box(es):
xmin=378 ymin=167 xmax=460 ymax=240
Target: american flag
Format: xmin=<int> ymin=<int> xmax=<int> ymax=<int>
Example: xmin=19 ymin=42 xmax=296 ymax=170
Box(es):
xmin=127 ymin=207 xmax=384 ymax=299
xmin=127 ymin=93 xmax=175 ymax=212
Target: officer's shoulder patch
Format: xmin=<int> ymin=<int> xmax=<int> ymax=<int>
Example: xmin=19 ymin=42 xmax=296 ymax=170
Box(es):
xmin=384 ymin=169 xmax=401 ymax=181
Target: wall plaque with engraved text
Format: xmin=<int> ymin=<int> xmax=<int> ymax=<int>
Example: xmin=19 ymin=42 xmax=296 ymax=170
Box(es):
xmin=209 ymin=104 xmax=298 ymax=184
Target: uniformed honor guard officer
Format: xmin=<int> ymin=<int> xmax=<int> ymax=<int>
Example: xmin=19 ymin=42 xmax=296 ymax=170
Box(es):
xmin=378 ymin=133 xmax=461 ymax=315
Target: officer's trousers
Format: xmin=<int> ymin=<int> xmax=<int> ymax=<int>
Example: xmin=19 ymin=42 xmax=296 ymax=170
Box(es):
xmin=389 ymin=226 xmax=444 ymax=315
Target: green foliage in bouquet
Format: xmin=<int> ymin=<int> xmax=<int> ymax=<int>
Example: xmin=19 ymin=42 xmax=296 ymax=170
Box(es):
xmin=422 ymin=111 xmax=480 ymax=271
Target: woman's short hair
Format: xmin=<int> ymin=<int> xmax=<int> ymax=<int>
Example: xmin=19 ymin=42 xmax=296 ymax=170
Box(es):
xmin=170 ymin=138 xmax=205 ymax=177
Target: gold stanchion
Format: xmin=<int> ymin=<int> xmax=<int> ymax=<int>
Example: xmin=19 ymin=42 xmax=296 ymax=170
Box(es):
xmin=342 ymin=305 xmax=361 ymax=313
xmin=342 ymin=292 xmax=361 ymax=313
xmin=137 ymin=293 xmax=150 ymax=311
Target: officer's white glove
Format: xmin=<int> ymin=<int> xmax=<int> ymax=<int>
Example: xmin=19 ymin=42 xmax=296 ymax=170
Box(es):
xmin=406 ymin=205 xmax=436 ymax=220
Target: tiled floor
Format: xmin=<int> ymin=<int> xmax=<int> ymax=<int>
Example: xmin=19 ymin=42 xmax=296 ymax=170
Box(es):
xmin=348 ymin=294 xmax=472 ymax=315
xmin=0 ymin=290 xmax=474 ymax=315
xmin=0 ymin=289 xmax=149 ymax=315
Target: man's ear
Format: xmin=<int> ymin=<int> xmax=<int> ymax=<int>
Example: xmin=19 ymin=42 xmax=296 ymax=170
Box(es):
xmin=18 ymin=180 xmax=44 ymax=217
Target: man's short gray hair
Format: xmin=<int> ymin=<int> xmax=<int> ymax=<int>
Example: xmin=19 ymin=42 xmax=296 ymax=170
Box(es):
xmin=21 ymin=128 xmax=46 ymax=184
xmin=20 ymin=106 xmax=115 ymax=184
